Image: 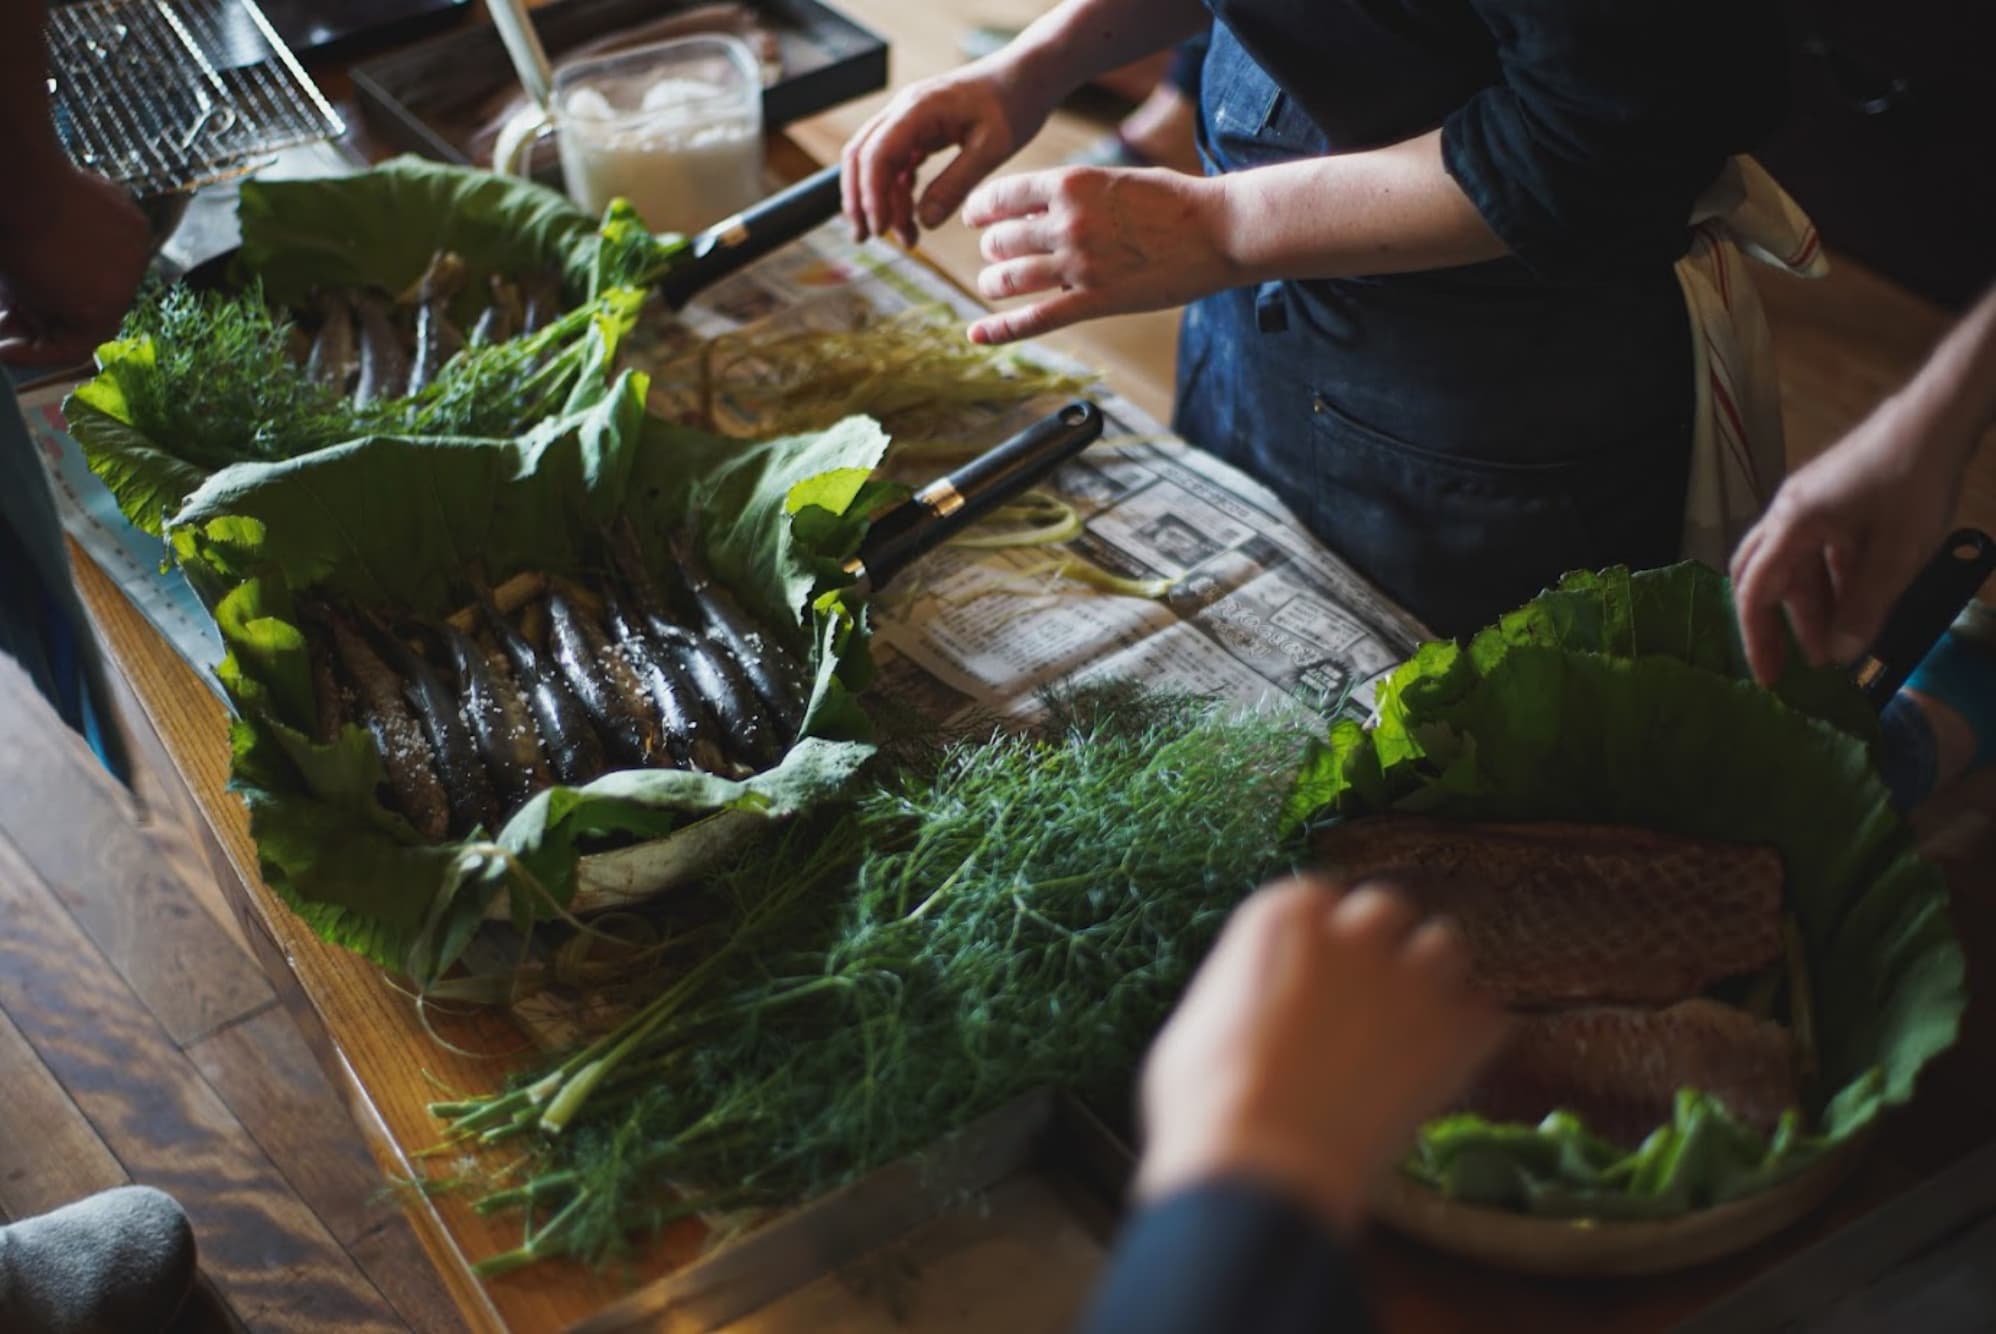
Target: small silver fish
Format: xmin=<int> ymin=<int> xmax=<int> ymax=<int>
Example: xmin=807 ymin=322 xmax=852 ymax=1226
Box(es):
xmin=317 ymin=604 xmax=449 ymax=841
xmin=605 ymin=590 xmax=725 ymax=773
xmin=365 ymin=612 xmax=497 ymax=838
xmin=547 ymin=589 xmax=663 ymax=768
xmin=648 ymin=616 xmax=778 ymax=772
xmin=470 ymin=274 xmax=521 ymax=347
xmin=304 ymin=295 xmax=357 ymax=393
xmin=669 ymin=528 xmax=808 ymax=736
xmin=480 ymin=593 xmax=605 ymax=787
xmin=406 ymin=253 xmax=470 ymax=396
xmin=352 ymin=295 xmax=409 ymax=409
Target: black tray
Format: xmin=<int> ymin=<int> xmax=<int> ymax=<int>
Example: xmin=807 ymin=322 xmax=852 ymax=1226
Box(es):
xmin=350 ymin=0 xmax=886 ymax=173
xmin=265 ymin=0 xmax=471 ymax=65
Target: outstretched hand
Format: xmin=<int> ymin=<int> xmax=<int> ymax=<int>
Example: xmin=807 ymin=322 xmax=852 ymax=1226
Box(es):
xmin=962 ymin=165 xmax=1237 ymax=345
xmin=1134 ymin=876 xmax=1510 ymax=1235
xmin=1732 ymin=392 xmax=1971 ymax=686
xmin=840 ymin=56 xmax=1060 ymax=250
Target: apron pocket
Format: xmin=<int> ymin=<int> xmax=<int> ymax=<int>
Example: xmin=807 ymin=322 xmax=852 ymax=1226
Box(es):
xmin=1304 ymin=391 xmax=1625 ymax=635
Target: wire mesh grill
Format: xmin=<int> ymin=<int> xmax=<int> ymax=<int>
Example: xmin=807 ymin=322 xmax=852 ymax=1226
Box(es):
xmin=47 ymin=0 xmax=344 ymax=197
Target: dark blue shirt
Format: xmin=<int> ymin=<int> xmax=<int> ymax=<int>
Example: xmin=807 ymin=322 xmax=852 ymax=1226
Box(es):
xmin=1077 ymin=1180 xmax=1371 ymax=1334
xmin=1203 ymin=0 xmax=1788 ymax=278
xmin=1172 ymin=3 xmax=1786 ymax=633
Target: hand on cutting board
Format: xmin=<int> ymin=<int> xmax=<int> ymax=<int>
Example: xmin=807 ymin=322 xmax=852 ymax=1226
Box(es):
xmin=0 ymin=163 xmax=149 ymax=368
xmin=962 ymin=165 xmax=1236 ymax=345
xmin=840 ymin=55 xmax=1062 ymax=249
xmin=1134 ymin=877 xmax=1510 ymax=1236
xmin=1732 ymin=392 xmax=1974 ymax=686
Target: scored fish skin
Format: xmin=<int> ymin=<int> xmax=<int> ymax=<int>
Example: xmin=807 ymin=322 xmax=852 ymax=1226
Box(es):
xmin=667 ymin=528 xmax=808 ymax=736
xmin=1311 ymin=816 xmax=1785 ymax=1007
xmin=316 ymin=606 xmax=450 ymax=842
xmin=1466 ymin=998 xmax=1799 ymax=1146
xmin=305 ymin=295 xmax=357 ymax=393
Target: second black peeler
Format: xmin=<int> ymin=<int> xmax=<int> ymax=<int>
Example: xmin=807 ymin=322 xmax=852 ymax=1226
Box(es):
xmin=843 ymin=402 xmax=1106 ymax=597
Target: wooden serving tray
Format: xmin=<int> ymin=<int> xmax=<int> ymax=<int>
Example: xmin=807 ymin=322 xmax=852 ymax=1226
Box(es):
xmin=351 ymin=0 xmax=887 ymax=174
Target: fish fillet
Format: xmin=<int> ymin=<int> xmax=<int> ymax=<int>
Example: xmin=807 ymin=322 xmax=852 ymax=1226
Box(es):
xmin=1467 ymin=999 xmax=1799 ymax=1145
xmin=1312 ymin=817 xmax=1785 ymax=1006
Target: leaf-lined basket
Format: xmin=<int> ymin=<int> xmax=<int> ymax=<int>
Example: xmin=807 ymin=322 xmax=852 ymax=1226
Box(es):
xmin=167 ymin=368 xmax=887 ymax=984
xmin=1291 ymin=564 xmax=1964 ymax=1224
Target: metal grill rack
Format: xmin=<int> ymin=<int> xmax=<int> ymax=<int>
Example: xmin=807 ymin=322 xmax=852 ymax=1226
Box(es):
xmin=46 ymin=0 xmax=344 ymax=198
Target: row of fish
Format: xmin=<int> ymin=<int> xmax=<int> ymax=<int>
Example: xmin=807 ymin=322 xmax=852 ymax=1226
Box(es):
xmin=298 ymin=250 xmax=567 ymax=408
xmin=302 ymin=524 xmax=810 ymax=842
xmin=1313 ymin=816 xmax=1798 ymax=1145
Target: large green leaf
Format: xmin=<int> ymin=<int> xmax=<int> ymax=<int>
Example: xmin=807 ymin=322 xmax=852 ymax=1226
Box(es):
xmin=238 ymin=157 xmax=687 ymax=312
xmin=239 ymin=155 xmax=647 ymax=316
xmin=66 ymin=160 xmax=665 ymax=537
xmin=62 ymin=398 xmax=214 ymax=539
xmin=169 ymin=371 xmax=888 ymax=981
xmin=1290 ymin=562 xmax=1965 ymax=1219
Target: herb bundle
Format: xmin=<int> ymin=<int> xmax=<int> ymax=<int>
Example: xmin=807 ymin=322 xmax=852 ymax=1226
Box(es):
xmin=92 ymin=281 xmax=635 ymax=474
xmin=426 ymin=688 xmax=1313 ymax=1273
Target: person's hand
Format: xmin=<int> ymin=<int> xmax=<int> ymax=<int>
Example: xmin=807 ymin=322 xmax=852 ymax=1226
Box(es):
xmin=961 ymin=165 xmax=1236 ymax=345
xmin=1731 ymin=392 xmax=1974 ymax=686
xmin=1134 ymin=876 xmax=1510 ymax=1236
xmin=840 ymin=54 xmax=1062 ymax=249
xmin=0 ymin=162 xmax=150 ymax=367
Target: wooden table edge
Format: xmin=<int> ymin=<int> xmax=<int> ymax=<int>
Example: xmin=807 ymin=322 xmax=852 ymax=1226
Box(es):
xmin=68 ymin=542 xmax=513 ymax=1334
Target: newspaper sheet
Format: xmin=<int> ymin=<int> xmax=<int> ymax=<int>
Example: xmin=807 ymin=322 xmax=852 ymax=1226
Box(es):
xmin=632 ymin=222 xmax=1428 ymax=725
xmin=20 ymin=383 xmax=228 ymax=680
xmin=23 ymin=195 xmax=1425 ymax=728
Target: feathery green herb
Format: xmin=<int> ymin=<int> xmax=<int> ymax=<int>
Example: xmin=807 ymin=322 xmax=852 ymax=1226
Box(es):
xmin=86 ymin=281 xmax=638 ymax=473
xmin=427 ymin=687 xmax=1312 ymax=1273
xmin=113 ymin=281 xmax=358 ymax=469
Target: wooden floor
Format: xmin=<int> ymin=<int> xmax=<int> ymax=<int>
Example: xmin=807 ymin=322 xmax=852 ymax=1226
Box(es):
xmin=0 ymin=652 xmax=463 ymax=1333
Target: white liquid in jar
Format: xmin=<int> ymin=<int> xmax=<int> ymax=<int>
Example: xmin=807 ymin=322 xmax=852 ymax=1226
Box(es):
xmin=557 ymin=74 xmax=763 ymax=238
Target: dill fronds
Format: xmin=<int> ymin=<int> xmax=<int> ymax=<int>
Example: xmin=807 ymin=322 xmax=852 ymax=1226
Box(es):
xmin=431 ymin=687 xmax=1311 ymax=1272
xmin=100 ymin=282 xmax=626 ymax=470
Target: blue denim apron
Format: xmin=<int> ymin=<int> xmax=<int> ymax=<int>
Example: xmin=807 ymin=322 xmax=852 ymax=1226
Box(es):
xmin=1173 ymin=24 xmax=1694 ymax=637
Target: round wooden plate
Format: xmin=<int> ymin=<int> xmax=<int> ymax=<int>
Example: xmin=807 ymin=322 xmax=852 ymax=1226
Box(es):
xmin=1375 ymin=1138 xmax=1865 ymax=1277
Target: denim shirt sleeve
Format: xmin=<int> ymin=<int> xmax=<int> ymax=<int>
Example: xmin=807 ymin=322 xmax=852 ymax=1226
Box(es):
xmin=1074 ymin=1178 xmax=1373 ymax=1334
xmin=1441 ymin=0 xmax=1786 ymax=278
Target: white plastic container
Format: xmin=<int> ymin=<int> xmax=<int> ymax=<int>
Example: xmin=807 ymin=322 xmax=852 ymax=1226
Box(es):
xmin=550 ymin=34 xmax=765 ymax=237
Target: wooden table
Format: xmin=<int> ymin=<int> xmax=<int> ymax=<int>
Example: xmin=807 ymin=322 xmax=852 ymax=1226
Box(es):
xmin=64 ymin=2 xmax=1996 ymax=1330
